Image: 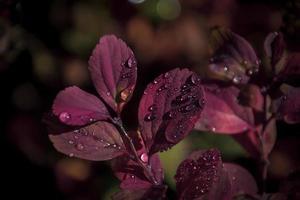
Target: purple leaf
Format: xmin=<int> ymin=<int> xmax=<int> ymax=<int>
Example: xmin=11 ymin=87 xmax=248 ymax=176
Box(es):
xmin=112 ymin=185 xmax=167 ymax=200
xmin=238 ymin=84 xmax=264 ymax=112
xmin=112 ymin=153 xmax=164 ymax=189
xmin=138 ymin=68 xmax=205 ymax=153
xmin=209 ymin=28 xmax=259 ymax=84
xmin=175 ymin=149 xmax=230 ymax=200
xmin=264 ymin=32 xmax=286 ymax=68
xmin=52 ymin=86 xmax=110 ymax=126
xmin=49 ymin=121 xmax=125 ymax=161
xmin=273 ymin=85 xmax=300 ymax=124
xmin=195 ymin=85 xmax=254 ymax=134
xmin=223 ymin=163 xmax=258 ymax=197
xmin=88 ymin=35 xmax=137 ymax=113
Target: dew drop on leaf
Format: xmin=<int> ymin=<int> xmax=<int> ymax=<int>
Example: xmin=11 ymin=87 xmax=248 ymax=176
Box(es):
xmin=144 ymin=113 xmax=156 ymax=121
xmin=140 ymin=153 xmax=148 ymax=163
xmin=68 ymin=140 xmax=74 ymax=145
xmin=76 ymin=143 xmax=84 ymax=151
xmin=59 ymin=112 xmax=71 ymax=123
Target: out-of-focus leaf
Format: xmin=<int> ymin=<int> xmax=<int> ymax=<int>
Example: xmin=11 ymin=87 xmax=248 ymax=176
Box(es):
xmin=88 ymin=35 xmax=137 ymax=113
xmin=273 ymin=85 xmax=300 ymax=124
xmin=112 ymin=185 xmax=167 ymax=200
xmin=208 ymin=28 xmax=259 ymax=84
xmin=138 ymin=68 xmax=205 ymax=154
xmin=195 ymin=85 xmax=254 ymax=134
xmin=264 ymin=32 xmax=286 ymax=70
xmin=277 ymin=53 xmax=300 ymax=85
xmin=52 ymin=86 xmax=110 ymax=126
xmin=49 ymin=121 xmax=126 ymax=161
xmin=238 ymin=84 xmax=264 ymax=112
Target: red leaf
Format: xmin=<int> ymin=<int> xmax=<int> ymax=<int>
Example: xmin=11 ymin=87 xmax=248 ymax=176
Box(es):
xmin=195 ymin=85 xmax=254 ymax=134
xmin=223 ymin=163 xmax=258 ymax=197
xmin=112 ymin=153 xmax=164 ymax=189
xmin=52 ymin=86 xmax=110 ymax=126
xmin=209 ymin=28 xmax=259 ymax=84
xmin=175 ymin=149 xmax=231 ymax=200
xmin=175 ymin=149 xmax=258 ymax=200
xmin=49 ymin=121 xmax=125 ymax=161
xmin=112 ymin=185 xmax=167 ymax=200
xmin=88 ymin=35 xmax=137 ymax=113
xmin=138 ymin=68 xmax=205 ymax=153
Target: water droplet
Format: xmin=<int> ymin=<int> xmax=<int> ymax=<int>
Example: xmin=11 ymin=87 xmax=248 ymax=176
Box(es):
xmin=104 ymin=143 xmax=111 ymax=147
xmin=193 ymin=166 xmax=197 ymax=170
xmin=242 ymin=60 xmax=248 ymax=65
xmin=224 ymin=65 xmax=229 ymax=72
xmin=144 ymin=113 xmax=156 ymax=121
xmin=190 ymin=74 xmax=200 ymax=85
xmin=148 ymin=104 xmax=157 ymax=111
xmin=76 ymin=143 xmax=84 ymax=151
xmin=195 ymin=186 xmax=199 ymax=190
xmin=156 ymin=84 xmax=169 ymax=93
xmin=153 ymin=79 xmax=159 ymax=84
xmin=127 ymin=57 xmax=136 ymax=68
xmin=164 ymin=111 xmax=175 ymax=119
xmin=120 ymin=89 xmax=131 ymax=102
xmin=140 ymin=153 xmax=148 ymax=163
xmin=106 ymin=92 xmax=111 ymax=96
xmin=246 ymin=69 xmax=253 ymax=76
xmin=232 ymin=176 xmax=236 ymax=181
xmin=163 ymin=72 xmax=170 ymax=78
xmin=69 ymin=153 xmax=74 ymax=157
xmin=143 ymin=91 xmax=148 ymax=95
xmin=59 ymin=112 xmax=71 ymax=123
xmin=232 ymin=76 xmax=241 ymax=84
xmin=211 ymin=127 xmax=216 ymax=132
xmin=131 ymin=175 xmax=135 ymax=179
xmin=68 ymin=140 xmax=74 ymax=145
xmin=200 ymin=189 xmax=205 ymax=193
xmin=113 ymin=144 xmax=117 ymax=148
xmin=89 ymin=118 xmax=94 ymax=122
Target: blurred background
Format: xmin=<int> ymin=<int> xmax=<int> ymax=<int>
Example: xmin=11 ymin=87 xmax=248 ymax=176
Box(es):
xmin=1 ymin=0 xmax=300 ymax=199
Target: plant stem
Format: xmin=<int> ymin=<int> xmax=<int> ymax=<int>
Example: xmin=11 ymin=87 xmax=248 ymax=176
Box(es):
xmin=112 ymin=117 xmax=159 ymax=185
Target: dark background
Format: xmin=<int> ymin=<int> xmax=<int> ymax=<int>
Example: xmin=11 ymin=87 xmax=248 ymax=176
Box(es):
xmin=1 ymin=0 xmax=299 ymax=199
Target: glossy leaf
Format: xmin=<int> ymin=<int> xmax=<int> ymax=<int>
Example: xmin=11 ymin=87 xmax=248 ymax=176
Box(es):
xmin=138 ymin=68 xmax=205 ymax=154
xmin=224 ymin=163 xmax=258 ymax=197
xmin=175 ymin=149 xmax=229 ymax=200
xmin=208 ymin=28 xmax=259 ymax=84
xmin=52 ymin=86 xmax=110 ymax=126
xmin=195 ymin=85 xmax=254 ymax=134
xmin=112 ymin=185 xmax=167 ymax=200
xmin=112 ymin=154 xmax=164 ymax=189
xmin=88 ymin=35 xmax=137 ymax=113
xmin=49 ymin=121 xmax=125 ymax=161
